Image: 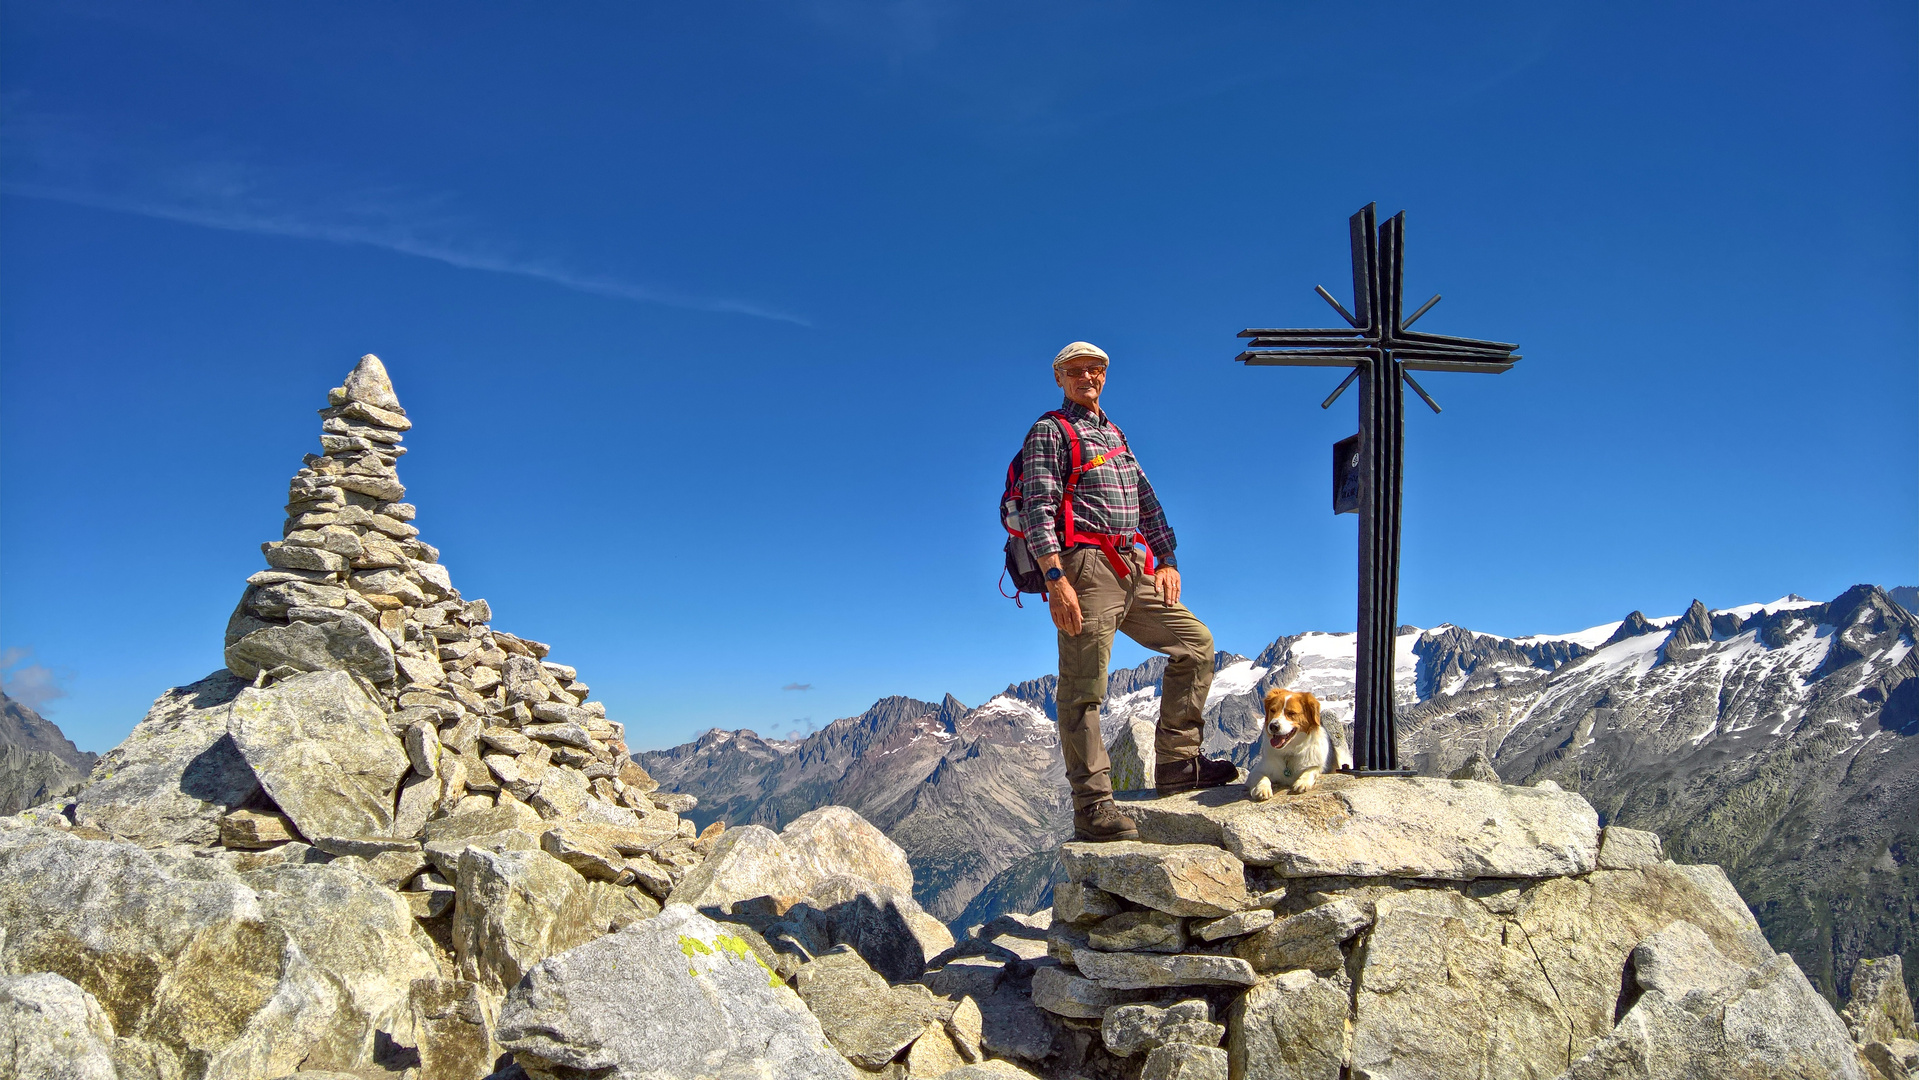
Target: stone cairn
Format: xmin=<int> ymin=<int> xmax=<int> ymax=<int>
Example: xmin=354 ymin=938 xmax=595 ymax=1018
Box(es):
xmin=217 ymin=353 xmax=708 ymax=910
xmin=0 ymin=353 xmax=1043 ymax=1080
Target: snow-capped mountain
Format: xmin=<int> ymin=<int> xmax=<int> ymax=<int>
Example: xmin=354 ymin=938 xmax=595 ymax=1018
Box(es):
xmin=641 ymin=583 xmax=1917 ymax=1005
xmin=1399 ymin=585 xmax=1917 ymax=1006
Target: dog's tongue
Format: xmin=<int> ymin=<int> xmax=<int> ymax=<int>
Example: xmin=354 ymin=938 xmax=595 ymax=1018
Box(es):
xmin=1270 ymin=730 xmax=1296 ymax=749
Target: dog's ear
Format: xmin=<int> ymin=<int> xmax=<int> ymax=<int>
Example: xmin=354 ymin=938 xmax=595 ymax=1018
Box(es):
xmin=1301 ymin=692 xmax=1321 ymax=729
xmin=1263 ymin=687 xmax=1286 ymax=718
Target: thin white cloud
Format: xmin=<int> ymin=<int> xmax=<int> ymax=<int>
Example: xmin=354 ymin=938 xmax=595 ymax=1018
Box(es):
xmin=0 ymin=110 xmax=809 ymax=326
xmin=782 ymin=682 xmax=814 ymax=691
xmin=1 ymin=647 xmax=70 ymax=713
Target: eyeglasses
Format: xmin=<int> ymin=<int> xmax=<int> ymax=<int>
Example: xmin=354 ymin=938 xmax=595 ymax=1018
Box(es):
xmin=1059 ymin=364 xmax=1108 ymax=380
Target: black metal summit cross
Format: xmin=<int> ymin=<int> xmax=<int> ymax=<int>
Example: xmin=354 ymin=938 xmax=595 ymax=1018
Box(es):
xmin=1236 ymin=204 xmax=1519 ymax=773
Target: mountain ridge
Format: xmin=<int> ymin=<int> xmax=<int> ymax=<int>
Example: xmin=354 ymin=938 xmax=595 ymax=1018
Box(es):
xmin=644 ymin=583 xmax=1918 ymax=1007
xmin=0 ymin=693 xmax=98 ymax=815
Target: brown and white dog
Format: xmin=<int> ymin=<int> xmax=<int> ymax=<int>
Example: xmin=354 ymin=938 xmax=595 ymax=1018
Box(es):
xmin=1248 ymin=688 xmax=1339 ymax=800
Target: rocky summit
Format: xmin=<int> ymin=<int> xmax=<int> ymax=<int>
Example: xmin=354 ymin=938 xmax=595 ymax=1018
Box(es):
xmin=1 ymin=353 xmax=1910 ymax=1080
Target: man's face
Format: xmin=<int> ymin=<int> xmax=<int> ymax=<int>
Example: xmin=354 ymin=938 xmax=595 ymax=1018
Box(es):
xmin=1055 ymin=358 xmax=1107 ymax=409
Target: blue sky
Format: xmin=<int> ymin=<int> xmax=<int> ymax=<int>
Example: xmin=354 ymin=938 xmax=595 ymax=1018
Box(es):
xmin=2 ymin=2 xmax=1913 ymax=754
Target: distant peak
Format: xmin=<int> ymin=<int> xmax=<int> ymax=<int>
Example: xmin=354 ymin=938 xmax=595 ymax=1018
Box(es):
xmin=1602 ymin=611 xmax=1658 ymax=647
xmin=1660 ymin=599 xmax=1715 ymax=661
xmin=935 ymin=693 xmax=969 ymax=732
xmin=1680 ymin=599 xmax=1712 ymax=632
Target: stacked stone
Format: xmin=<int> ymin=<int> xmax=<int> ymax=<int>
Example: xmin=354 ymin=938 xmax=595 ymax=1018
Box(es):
xmin=1030 ymin=843 xmax=1251 ymax=1080
xmin=1012 ymin=775 xmax=1877 ymax=1080
xmin=215 ymin=355 xmax=707 ymax=918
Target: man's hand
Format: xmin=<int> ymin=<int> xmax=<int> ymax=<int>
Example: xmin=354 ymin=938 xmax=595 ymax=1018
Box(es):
xmin=1154 ymin=566 xmax=1182 ymax=607
xmin=1041 ymin=553 xmax=1083 ymax=635
xmin=1049 ymin=577 xmax=1083 ymax=635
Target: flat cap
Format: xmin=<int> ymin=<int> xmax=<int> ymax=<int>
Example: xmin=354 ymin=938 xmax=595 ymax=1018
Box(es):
xmin=1053 ymin=341 xmax=1110 ymax=369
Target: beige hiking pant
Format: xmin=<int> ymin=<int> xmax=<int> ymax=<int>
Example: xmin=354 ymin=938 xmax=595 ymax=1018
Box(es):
xmin=1055 ymin=546 xmax=1215 ymax=809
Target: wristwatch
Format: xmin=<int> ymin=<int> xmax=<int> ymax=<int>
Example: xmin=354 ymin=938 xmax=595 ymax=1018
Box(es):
xmin=1045 ymin=567 xmax=1064 ymax=582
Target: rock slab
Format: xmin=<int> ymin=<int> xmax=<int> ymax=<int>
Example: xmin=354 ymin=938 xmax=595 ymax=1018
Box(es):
xmin=1350 ymin=888 xmax=1572 ymax=1080
xmin=1122 ymin=775 xmax=1600 ymax=880
xmin=1233 ymin=898 xmax=1372 ymax=975
xmin=228 ymin=670 xmax=410 ymax=845
xmin=1088 ymin=909 xmax=1187 ymax=953
xmin=242 ymin=862 xmax=439 ymax=1068
xmin=667 ymin=823 xmax=808 ymax=912
xmin=1228 ymin=970 xmax=1348 ymax=1080
xmin=0 ymin=972 xmax=119 ymax=1080
xmin=1141 ymin=1042 xmax=1229 ymax=1080
xmin=794 ymin=947 xmax=944 ymax=1069
xmin=1103 ymin=998 xmax=1224 ymax=1057
xmin=1595 ymin=826 xmax=1664 ymax=870
xmin=781 ymin=805 xmax=917 ymax=896
xmin=1563 ymin=919 xmax=1867 ymax=1080
xmin=453 ymin=846 xmax=596 ymax=993
xmin=73 ymin=671 xmax=257 ymax=847
xmin=497 ymin=904 xmax=854 ymax=1080
xmin=410 ymin=978 xmax=498 ymax=1080
xmin=1072 ymin=949 xmax=1257 ymax=990
xmin=0 ymin=828 xmax=343 ymax=1080
xmin=227 ymin=609 xmax=397 ymax=685
xmin=1059 ymin=841 xmax=1250 ymax=917
xmin=1031 ymin=965 xmax=1140 ymax=1019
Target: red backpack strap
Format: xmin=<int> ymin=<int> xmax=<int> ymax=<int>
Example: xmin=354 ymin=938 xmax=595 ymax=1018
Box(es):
xmin=1055 ymin=411 xmax=1129 ymax=477
xmin=1043 ymin=414 xmax=1074 ymax=548
xmin=1051 ymin=411 xmax=1159 ymax=581
xmin=1047 ymin=411 xmax=1086 ymax=548
xmin=1046 ymin=411 xmax=1082 ymax=475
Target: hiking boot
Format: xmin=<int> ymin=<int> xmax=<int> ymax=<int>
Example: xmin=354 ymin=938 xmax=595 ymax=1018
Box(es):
xmin=1073 ymin=799 xmax=1139 ymax=842
xmin=1155 ymin=754 xmax=1238 ymax=795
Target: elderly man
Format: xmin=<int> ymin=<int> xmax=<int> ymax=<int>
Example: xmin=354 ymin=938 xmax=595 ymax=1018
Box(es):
xmin=1020 ymin=341 xmax=1237 ymax=842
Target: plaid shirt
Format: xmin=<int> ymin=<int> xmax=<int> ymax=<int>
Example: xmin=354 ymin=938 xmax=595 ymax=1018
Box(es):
xmin=1018 ymin=399 xmax=1178 ymax=568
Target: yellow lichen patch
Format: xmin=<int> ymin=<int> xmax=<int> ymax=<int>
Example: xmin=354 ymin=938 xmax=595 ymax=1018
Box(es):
xmin=716 ymin=934 xmax=783 ymax=988
xmin=680 ymin=934 xmax=715 ymax=978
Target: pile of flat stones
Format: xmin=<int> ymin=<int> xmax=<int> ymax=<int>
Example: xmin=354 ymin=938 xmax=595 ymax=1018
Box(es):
xmin=1031 ymin=842 xmax=1258 ymax=1079
xmin=216 ymin=355 xmax=708 ymax=913
xmin=998 ymin=774 xmax=1892 ymax=1080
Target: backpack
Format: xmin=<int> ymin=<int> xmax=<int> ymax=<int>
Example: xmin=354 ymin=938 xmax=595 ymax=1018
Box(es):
xmin=999 ymin=410 xmax=1156 ymax=606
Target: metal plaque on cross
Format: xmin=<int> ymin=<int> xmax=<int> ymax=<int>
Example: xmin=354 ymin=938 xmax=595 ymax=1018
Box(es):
xmin=1333 ymin=433 xmax=1360 ymax=515
xmin=1236 ymin=203 xmax=1520 ymax=774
